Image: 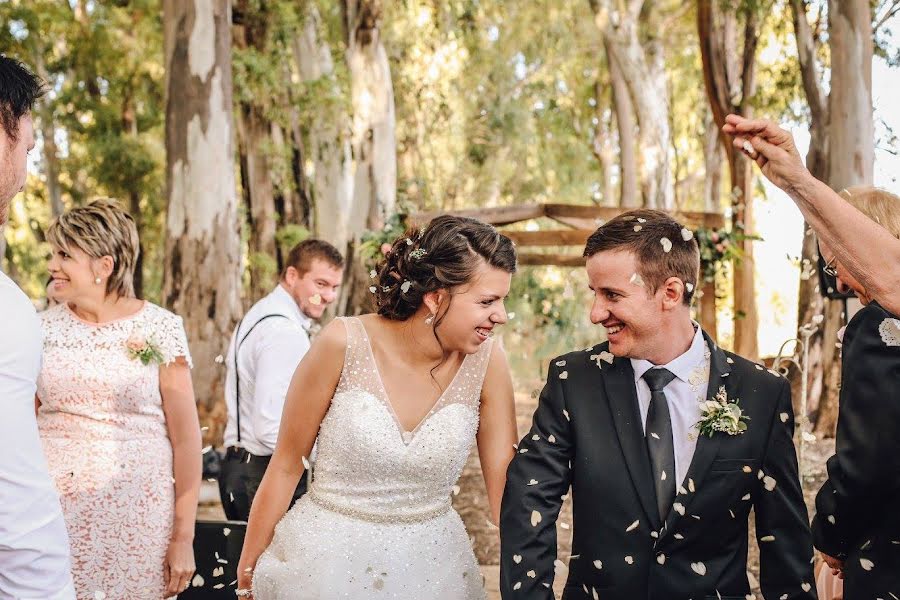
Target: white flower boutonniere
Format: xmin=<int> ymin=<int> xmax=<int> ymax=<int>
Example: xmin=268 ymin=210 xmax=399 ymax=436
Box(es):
xmin=695 ymin=386 xmax=749 ymax=438
xmin=878 ymin=318 xmax=900 ymax=347
xmin=125 ymin=327 xmax=164 ymax=365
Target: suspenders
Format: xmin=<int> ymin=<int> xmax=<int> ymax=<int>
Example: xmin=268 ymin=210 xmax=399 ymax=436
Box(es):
xmin=233 ymin=313 xmax=290 ymax=444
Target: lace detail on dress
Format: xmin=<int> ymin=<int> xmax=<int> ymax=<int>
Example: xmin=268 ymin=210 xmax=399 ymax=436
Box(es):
xmin=879 ymin=317 xmax=900 ymax=347
xmin=37 ymin=302 xmax=188 ymax=599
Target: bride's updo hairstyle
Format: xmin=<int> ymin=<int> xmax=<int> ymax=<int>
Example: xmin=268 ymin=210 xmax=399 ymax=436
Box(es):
xmin=373 ymin=215 xmax=516 ymax=327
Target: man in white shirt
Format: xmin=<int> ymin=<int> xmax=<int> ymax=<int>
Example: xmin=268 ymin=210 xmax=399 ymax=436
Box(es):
xmin=0 ymin=56 xmax=74 ymax=599
xmin=218 ymin=240 xmax=343 ymax=521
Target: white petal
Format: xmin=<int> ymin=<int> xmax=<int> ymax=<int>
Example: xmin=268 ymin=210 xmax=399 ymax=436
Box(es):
xmin=624 ymin=555 xmax=634 ymax=564
xmin=593 ymin=560 xmax=603 ymax=570
xmin=657 ymin=553 xmax=666 ymax=565
xmin=559 ymin=371 xmax=569 ymax=380
xmin=763 ymin=476 xmax=777 ymax=491
xmin=691 ymin=561 xmax=707 ymax=576
xmin=860 ymin=558 xmax=874 ymax=571
xmin=513 ymin=554 xmax=522 ymax=564
xmin=626 ymin=519 xmax=639 ymax=532
xmin=531 ymin=510 xmax=542 ymax=527
xmin=660 ymin=237 xmax=672 ymax=253
xmin=681 ymin=228 xmax=694 ymax=241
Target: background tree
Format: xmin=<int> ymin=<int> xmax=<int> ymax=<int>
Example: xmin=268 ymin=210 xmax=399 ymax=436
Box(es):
xmin=162 ymin=0 xmax=243 ymax=444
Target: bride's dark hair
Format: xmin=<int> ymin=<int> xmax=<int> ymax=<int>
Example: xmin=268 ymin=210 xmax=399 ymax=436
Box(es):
xmin=373 ymin=215 xmax=517 ymax=327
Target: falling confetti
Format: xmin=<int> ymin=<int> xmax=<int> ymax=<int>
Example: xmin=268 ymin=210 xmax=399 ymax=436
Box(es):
xmin=681 ymin=228 xmax=694 ymax=241
xmin=860 ymin=558 xmax=874 ymax=571
xmin=660 ymin=237 xmax=672 ymax=253
xmin=309 ymin=294 xmax=322 ymax=306
xmin=531 ymin=510 xmax=542 ymax=527
xmin=691 ymin=561 xmax=707 ymax=576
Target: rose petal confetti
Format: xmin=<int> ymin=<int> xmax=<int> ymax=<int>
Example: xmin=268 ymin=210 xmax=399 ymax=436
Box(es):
xmin=779 ymin=412 xmax=789 ymax=423
xmin=660 ymin=237 xmax=672 ymax=253
xmin=691 ymin=561 xmax=707 ymax=576
xmin=801 ymin=582 xmax=811 ymax=592
xmin=400 ymin=281 xmax=412 ymax=293
xmin=763 ymin=476 xmax=777 ymax=491
xmin=625 ymin=556 xmax=634 ymax=564
xmin=630 ymin=272 xmax=645 ymax=287
xmin=860 ymin=558 xmax=874 ymax=571
xmin=681 ymin=228 xmax=694 ymax=241
xmin=513 ymin=554 xmax=522 ymax=564
xmin=593 ymin=560 xmax=603 ymax=569
xmin=626 ymin=519 xmax=639 ymax=532
xmin=526 ymin=569 xmax=536 ymax=578
xmin=634 ymin=225 xmax=643 ymax=232
xmin=309 ymin=294 xmax=322 ymax=306
xmin=657 ymin=553 xmax=666 ymax=565
xmin=559 ymin=371 xmax=569 ymax=380
xmin=531 ymin=510 xmax=542 ymax=527
xmin=760 ymin=535 xmax=775 ymax=542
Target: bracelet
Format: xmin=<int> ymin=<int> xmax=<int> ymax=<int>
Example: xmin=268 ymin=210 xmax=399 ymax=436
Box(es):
xmin=235 ymin=589 xmax=252 ymax=598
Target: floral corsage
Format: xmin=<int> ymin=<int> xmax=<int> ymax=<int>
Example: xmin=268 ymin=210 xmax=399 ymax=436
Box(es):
xmin=125 ymin=327 xmax=165 ymax=365
xmin=695 ymin=386 xmax=749 ymax=437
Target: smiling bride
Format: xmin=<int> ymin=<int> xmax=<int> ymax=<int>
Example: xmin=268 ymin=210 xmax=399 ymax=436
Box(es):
xmin=237 ymin=215 xmax=519 ymax=600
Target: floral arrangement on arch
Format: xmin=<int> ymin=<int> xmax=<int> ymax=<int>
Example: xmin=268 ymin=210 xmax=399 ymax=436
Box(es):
xmin=358 ymin=212 xmax=408 ymax=270
xmin=695 ymin=224 xmax=761 ymax=284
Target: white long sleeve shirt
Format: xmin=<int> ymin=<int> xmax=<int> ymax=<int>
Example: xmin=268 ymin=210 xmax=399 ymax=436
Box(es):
xmin=0 ymin=272 xmax=75 ymax=599
xmin=223 ymin=285 xmax=313 ymax=456
xmin=630 ymin=324 xmax=711 ymax=488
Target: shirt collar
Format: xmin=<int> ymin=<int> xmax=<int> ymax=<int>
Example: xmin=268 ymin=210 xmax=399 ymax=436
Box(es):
xmin=271 ymin=284 xmax=313 ymax=329
xmin=631 ymin=322 xmax=707 ymax=384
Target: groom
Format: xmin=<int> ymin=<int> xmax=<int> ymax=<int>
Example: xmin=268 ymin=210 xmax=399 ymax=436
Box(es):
xmin=500 ymin=209 xmax=816 ymax=599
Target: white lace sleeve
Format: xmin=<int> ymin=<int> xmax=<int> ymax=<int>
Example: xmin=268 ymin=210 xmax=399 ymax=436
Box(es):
xmin=152 ymin=307 xmax=193 ymax=368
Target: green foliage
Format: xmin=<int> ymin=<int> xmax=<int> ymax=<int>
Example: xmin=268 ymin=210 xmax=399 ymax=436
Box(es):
xmin=696 ymin=225 xmax=763 ymax=284
xmin=358 ymin=212 xmax=408 ymax=270
xmin=276 ymin=224 xmax=311 ymax=254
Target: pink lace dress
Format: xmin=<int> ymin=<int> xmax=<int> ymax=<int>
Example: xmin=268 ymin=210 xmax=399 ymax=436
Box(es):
xmin=37 ymin=302 xmax=192 ymax=599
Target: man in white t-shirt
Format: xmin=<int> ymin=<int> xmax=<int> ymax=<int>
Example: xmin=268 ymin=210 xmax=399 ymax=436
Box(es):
xmin=218 ymin=240 xmax=343 ymax=521
xmin=0 ymin=56 xmax=74 ymax=599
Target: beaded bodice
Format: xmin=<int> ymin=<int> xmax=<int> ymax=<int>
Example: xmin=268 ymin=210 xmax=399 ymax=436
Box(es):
xmin=308 ymin=316 xmax=493 ymax=522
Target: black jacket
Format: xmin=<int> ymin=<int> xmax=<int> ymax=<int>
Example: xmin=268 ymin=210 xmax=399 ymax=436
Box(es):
xmin=500 ymin=331 xmax=816 ymax=600
xmin=812 ymin=302 xmax=900 ymax=599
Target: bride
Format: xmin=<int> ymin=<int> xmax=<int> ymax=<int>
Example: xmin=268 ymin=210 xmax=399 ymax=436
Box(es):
xmin=237 ymin=215 xmax=518 ymax=599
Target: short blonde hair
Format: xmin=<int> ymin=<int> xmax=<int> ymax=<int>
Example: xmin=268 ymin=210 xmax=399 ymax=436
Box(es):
xmin=840 ymin=186 xmax=900 ymax=238
xmin=47 ymin=198 xmax=140 ymax=298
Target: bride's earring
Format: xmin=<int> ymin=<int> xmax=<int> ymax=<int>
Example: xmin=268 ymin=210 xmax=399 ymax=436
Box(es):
xmin=424 ymin=313 xmax=434 ymax=326
xmin=94 ymin=277 xmax=102 ymax=285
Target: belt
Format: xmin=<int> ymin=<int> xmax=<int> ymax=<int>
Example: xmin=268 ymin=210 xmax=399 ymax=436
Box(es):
xmin=225 ymin=446 xmax=272 ymax=463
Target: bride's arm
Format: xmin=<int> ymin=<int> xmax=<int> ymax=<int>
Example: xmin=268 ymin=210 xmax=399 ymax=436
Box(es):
xmin=476 ymin=341 xmax=517 ymax=526
xmin=236 ymin=319 xmax=347 ymax=590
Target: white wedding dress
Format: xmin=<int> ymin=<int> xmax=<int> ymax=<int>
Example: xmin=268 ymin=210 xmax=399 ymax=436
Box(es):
xmin=253 ymin=316 xmax=491 ymax=600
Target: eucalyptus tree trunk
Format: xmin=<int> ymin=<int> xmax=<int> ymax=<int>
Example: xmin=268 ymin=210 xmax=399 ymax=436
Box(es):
xmin=697 ymin=0 xmax=762 ymax=359
xmin=162 ymin=0 xmax=242 ymax=445
xmin=339 ymin=0 xmax=397 ymax=316
xmin=589 ymin=0 xmax=674 ymax=210
xmin=813 ymin=0 xmax=874 ymax=435
xmin=788 ymin=0 xmax=872 ymax=436
xmin=293 ymin=3 xmax=355 ymax=253
xmin=605 ymin=39 xmax=639 ymax=207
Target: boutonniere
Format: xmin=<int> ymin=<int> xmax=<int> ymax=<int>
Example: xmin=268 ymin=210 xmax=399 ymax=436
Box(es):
xmin=695 ymin=386 xmax=749 ymax=437
xmin=878 ymin=317 xmax=900 ymax=347
xmin=125 ymin=326 xmax=164 ymax=365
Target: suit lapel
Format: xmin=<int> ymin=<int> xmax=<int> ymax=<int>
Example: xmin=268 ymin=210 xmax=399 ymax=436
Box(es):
xmin=603 ymin=355 xmax=661 ymax=531
xmin=662 ymin=331 xmax=732 ymax=536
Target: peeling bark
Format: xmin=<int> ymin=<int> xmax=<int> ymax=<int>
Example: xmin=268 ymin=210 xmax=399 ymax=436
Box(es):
xmin=163 ymin=0 xmax=242 ymax=445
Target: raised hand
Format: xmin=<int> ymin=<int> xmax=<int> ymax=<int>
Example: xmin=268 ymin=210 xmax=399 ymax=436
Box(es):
xmin=721 ymin=114 xmax=810 ymax=194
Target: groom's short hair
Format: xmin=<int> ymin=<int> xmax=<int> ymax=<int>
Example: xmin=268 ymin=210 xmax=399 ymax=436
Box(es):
xmin=583 ymin=209 xmax=700 ymax=306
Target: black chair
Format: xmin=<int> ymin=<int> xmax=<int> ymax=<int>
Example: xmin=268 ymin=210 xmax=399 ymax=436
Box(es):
xmin=178 ymin=520 xmax=247 ymax=598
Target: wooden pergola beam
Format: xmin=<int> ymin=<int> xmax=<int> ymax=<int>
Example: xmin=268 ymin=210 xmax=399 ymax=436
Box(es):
xmin=504 ymin=229 xmax=593 ymax=247
xmin=409 ymin=203 xmax=725 ymax=229
xmin=517 ymin=253 xmax=585 ymax=267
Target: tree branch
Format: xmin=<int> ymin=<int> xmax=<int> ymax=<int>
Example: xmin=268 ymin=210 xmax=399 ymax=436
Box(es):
xmin=790 ymin=0 xmax=827 ymax=127
xmin=874 ymin=0 xmax=900 ymax=33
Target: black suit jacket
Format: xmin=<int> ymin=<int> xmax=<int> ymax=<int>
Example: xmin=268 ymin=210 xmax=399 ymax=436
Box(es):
xmin=500 ymin=331 xmax=816 ymax=600
xmin=812 ymin=302 xmax=900 ymax=599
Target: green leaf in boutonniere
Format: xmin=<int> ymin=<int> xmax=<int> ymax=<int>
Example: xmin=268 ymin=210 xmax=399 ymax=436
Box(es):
xmin=125 ymin=327 xmax=165 ymax=365
xmin=695 ymin=386 xmax=750 ymax=438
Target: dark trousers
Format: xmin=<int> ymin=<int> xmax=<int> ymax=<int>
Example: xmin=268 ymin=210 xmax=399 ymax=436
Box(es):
xmin=218 ymin=446 xmax=308 ymax=522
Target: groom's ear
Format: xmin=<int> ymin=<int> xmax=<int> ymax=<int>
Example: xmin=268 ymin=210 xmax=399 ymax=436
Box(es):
xmin=660 ymin=276 xmax=686 ymax=309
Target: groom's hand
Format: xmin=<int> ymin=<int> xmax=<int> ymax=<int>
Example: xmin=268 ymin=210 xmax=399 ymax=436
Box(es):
xmin=822 ymin=552 xmax=845 ymax=579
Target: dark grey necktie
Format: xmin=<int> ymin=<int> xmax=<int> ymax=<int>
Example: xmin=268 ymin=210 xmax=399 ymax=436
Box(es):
xmin=642 ymin=367 xmax=677 ymax=522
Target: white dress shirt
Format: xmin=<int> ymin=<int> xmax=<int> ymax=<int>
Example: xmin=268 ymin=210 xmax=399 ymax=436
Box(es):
xmin=0 ymin=272 xmax=75 ymax=599
xmin=631 ymin=324 xmax=710 ymax=488
xmin=223 ymin=285 xmax=313 ymax=456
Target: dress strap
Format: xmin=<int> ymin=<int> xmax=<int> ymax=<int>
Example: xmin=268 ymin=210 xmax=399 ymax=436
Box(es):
xmin=333 ymin=316 xmax=368 ymax=394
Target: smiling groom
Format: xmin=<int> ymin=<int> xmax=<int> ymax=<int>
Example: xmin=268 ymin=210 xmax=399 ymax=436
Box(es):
xmin=500 ymin=209 xmax=816 ymax=600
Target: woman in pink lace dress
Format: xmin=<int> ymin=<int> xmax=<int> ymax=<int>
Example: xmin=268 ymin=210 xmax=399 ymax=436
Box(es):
xmin=36 ymin=199 xmax=202 ymax=599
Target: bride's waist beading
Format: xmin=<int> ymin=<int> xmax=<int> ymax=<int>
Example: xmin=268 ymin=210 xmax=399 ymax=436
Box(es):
xmin=307 ymin=488 xmax=452 ymax=524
